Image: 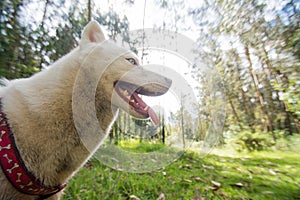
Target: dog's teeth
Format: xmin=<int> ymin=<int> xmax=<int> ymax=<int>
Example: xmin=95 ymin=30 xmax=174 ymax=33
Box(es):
xmin=130 ymin=99 xmax=135 ymax=103
xmin=122 ymin=90 xmax=131 ymax=99
xmin=144 ymin=106 xmax=149 ymax=111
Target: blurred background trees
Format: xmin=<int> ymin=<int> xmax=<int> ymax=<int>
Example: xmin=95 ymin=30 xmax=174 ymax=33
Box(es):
xmin=0 ymin=0 xmax=131 ymax=78
xmin=0 ymin=0 xmax=299 ymax=151
xmin=191 ymin=0 xmax=299 ymax=150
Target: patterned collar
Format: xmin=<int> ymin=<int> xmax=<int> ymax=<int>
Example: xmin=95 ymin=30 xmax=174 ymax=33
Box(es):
xmin=0 ymin=99 xmax=66 ymax=198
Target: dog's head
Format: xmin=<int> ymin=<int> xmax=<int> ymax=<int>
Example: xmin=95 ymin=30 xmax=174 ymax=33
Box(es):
xmin=78 ymin=21 xmax=172 ymax=125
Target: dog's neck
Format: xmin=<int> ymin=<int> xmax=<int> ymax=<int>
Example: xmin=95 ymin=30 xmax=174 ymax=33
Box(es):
xmin=1 ymin=48 xmax=118 ymax=187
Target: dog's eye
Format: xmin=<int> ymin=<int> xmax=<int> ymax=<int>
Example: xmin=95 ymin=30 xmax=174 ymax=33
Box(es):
xmin=126 ymin=58 xmax=137 ymax=65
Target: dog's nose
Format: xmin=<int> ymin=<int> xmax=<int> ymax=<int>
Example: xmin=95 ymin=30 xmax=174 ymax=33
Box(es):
xmin=164 ymin=77 xmax=172 ymax=88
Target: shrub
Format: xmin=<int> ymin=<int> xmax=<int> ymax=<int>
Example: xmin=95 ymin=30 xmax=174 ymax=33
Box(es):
xmin=235 ymin=131 xmax=275 ymax=151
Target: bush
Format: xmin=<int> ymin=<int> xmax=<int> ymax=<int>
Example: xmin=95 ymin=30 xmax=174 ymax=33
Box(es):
xmin=235 ymin=131 xmax=275 ymax=151
xmin=274 ymin=134 xmax=300 ymax=152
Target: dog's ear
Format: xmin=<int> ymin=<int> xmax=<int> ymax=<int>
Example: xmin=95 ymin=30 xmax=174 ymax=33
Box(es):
xmin=80 ymin=20 xmax=106 ymax=46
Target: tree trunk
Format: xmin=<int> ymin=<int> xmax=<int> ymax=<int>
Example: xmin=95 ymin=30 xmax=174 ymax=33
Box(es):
xmin=244 ymin=45 xmax=275 ymax=139
xmin=161 ymin=115 xmax=165 ymax=144
xmin=261 ymin=44 xmax=300 ymax=134
xmin=180 ymin=95 xmax=186 ymax=148
xmin=228 ymin=97 xmax=243 ymax=130
xmin=232 ymin=51 xmax=256 ymax=131
xmin=87 ymin=0 xmax=92 ymax=21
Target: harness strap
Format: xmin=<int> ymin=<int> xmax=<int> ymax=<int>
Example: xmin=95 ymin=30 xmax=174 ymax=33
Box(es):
xmin=0 ymin=98 xmax=66 ymax=198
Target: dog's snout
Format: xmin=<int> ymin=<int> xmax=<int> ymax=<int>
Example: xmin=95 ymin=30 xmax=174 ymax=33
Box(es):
xmin=164 ymin=77 xmax=172 ymax=88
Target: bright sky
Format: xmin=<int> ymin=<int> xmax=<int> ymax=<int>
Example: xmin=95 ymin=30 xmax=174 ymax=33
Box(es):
xmin=98 ymin=0 xmax=200 ymax=40
xmin=139 ymin=49 xmax=200 ymax=121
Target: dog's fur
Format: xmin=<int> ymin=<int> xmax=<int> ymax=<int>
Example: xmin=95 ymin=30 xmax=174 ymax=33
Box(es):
xmin=0 ymin=21 xmax=171 ymax=200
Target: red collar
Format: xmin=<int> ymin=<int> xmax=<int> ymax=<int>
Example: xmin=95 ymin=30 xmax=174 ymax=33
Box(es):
xmin=0 ymin=99 xmax=66 ymax=198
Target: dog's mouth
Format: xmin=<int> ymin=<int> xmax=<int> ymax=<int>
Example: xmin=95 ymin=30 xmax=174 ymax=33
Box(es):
xmin=114 ymin=81 xmax=169 ymax=125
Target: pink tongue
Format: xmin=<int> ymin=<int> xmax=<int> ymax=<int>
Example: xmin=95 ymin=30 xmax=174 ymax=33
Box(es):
xmin=132 ymin=92 xmax=159 ymax=125
xmin=148 ymin=107 xmax=159 ymax=125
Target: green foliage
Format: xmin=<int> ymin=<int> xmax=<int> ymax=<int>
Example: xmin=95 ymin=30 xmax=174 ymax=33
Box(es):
xmin=235 ymin=131 xmax=276 ymax=152
xmin=280 ymin=77 xmax=300 ymax=119
xmin=0 ymin=0 xmax=132 ymax=79
xmin=274 ymin=134 xmax=300 ymax=152
xmin=289 ymin=28 xmax=300 ymax=59
xmin=0 ymin=0 xmax=42 ymax=78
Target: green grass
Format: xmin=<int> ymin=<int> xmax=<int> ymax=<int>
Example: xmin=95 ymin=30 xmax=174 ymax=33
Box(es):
xmin=62 ymin=144 xmax=300 ymax=200
xmin=118 ymin=140 xmax=165 ymax=153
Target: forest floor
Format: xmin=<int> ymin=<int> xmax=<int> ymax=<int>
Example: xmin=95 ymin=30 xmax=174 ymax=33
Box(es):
xmin=62 ymin=143 xmax=300 ymax=200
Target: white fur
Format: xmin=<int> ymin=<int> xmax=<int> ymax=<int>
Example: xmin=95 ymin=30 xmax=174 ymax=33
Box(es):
xmin=0 ymin=21 xmax=171 ymax=200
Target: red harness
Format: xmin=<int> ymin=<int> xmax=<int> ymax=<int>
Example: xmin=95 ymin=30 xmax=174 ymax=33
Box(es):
xmin=0 ymin=99 xmax=66 ymax=198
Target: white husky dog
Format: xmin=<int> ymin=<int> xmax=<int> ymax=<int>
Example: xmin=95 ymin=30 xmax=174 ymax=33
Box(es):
xmin=0 ymin=21 xmax=171 ymax=200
